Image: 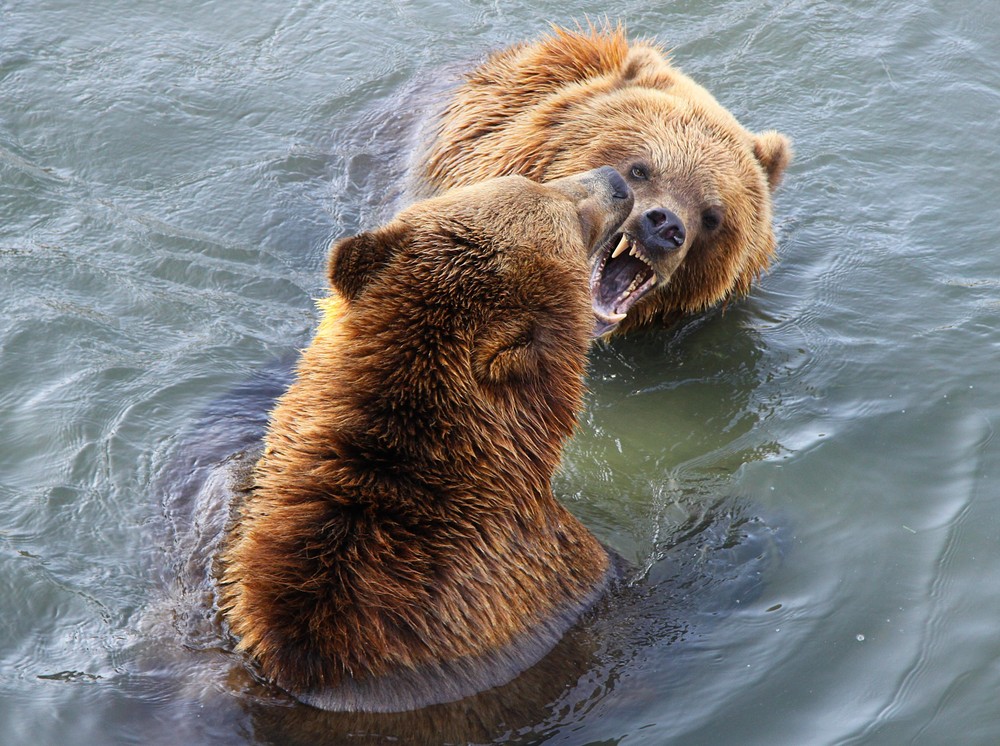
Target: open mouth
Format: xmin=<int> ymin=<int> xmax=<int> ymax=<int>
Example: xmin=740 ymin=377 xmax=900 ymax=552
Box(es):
xmin=590 ymin=232 xmax=657 ymax=337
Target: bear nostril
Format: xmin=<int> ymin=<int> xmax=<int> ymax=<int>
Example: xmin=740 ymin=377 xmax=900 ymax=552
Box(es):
xmin=645 ymin=208 xmax=667 ymax=227
xmin=642 ymin=208 xmax=686 ymax=248
xmin=659 ymin=222 xmax=684 ymax=247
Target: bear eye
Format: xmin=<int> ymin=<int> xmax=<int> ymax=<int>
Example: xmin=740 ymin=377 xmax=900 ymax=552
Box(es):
xmin=701 ymin=207 xmax=723 ymax=231
xmin=628 ymin=164 xmax=649 ymax=181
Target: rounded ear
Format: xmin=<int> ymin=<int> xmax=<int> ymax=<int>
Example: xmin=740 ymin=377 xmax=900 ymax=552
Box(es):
xmin=754 ymin=130 xmax=793 ymax=191
xmin=328 ymin=222 xmax=411 ymax=300
xmin=472 ymin=316 xmax=538 ymax=387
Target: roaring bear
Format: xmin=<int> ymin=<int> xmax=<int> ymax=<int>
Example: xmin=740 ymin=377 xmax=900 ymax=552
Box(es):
xmin=416 ymin=25 xmax=792 ymax=336
xmin=219 ymin=167 xmax=633 ymax=712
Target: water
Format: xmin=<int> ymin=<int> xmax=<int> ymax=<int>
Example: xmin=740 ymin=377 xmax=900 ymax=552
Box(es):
xmin=2 ymin=0 xmax=1000 ymax=743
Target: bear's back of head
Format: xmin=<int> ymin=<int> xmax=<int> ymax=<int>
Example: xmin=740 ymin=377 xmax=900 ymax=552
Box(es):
xmin=322 ymin=175 xmax=595 ymax=472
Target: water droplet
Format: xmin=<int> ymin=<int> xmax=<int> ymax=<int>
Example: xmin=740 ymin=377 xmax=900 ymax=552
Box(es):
xmin=856 ymin=634 xmax=865 ymax=642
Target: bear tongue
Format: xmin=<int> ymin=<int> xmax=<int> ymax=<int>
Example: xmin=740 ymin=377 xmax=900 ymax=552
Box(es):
xmin=590 ymin=234 xmax=658 ymax=336
xmin=600 ymin=245 xmax=655 ymax=314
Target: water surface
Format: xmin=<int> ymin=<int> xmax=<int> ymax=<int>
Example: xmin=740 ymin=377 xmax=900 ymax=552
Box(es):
xmin=2 ymin=1 xmax=1000 ymax=743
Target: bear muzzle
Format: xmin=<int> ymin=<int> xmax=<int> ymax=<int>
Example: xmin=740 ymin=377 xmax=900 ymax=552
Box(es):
xmin=637 ymin=207 xmax=686 ymax=251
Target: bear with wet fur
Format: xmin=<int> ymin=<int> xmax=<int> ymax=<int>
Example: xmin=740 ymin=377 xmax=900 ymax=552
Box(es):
xmin=219 ymin=168 xmax=633 ymax=712
xmin=418 ymin=24 xmax=792 ymax=336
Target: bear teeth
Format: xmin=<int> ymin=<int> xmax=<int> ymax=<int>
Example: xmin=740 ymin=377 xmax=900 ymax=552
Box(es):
xmin=609 ymin=235 xmax=653 ymax=269
xmin=634 ymin=245 xmax=653 ymax=267
xmin=609 ymin=234 xmax=654 ymax=270
xmin=611 ymin=233 xmax=631 ymax=259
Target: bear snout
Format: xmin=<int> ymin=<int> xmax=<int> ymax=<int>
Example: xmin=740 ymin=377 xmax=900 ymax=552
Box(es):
xmin=595 ymin=165 xmax=631 ymax=202
xmin=639 ymin=207 xmax=686 ymax=252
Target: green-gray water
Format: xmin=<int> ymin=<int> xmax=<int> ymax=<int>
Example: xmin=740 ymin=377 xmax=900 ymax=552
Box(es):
xmin=2 ymin=1 xmax=999 ymax=743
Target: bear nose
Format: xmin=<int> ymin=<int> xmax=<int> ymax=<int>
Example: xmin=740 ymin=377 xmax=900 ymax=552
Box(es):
xmin=596 ymin=166 xmax=631 ymax=201
xmin=640 ymin=208 xmax=686 ymax=250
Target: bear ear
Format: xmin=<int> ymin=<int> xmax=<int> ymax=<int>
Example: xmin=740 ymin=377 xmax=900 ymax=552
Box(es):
xmin=472 ymin=316 xmax=539 ymax=387
xmin=328 ymin=223 xmax=411 ymax=300
xmin=753 ymin=130 xmax=793 ymax=191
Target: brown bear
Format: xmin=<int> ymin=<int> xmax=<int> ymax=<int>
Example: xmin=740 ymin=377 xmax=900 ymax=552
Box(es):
xmin=416 ymin=24 xmax=792 ymax=336
xmin=219 ymin=167 xmax=633 ymax=712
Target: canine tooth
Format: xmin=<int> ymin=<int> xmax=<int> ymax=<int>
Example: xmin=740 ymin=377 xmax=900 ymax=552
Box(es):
xmin=611 ymin=234 xmax=630 ymax=259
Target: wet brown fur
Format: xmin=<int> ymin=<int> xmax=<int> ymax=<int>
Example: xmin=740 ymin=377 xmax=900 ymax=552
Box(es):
xmin=419 ymin=24 xmax=792 ymax=333
xmin=219 ymin=174 xmax=629 ymax=711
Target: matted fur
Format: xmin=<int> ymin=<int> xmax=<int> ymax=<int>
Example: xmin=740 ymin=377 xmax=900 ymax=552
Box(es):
xmin=219 ymin=172 xmax=631 ymax=711
xmin=418 ymin=24 xmax=792 ymax=333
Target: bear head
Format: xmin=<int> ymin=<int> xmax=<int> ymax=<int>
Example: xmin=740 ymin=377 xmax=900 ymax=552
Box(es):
xmin=325 ymin=167 xmax=634 ymax=466
xmin=543 ymin=83 xmax=791 ymax=336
